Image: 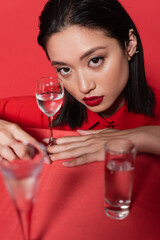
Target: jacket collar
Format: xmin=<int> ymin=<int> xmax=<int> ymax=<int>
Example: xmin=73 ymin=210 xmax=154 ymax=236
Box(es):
xmin=81 ymin=104 xmax=127 ymax=130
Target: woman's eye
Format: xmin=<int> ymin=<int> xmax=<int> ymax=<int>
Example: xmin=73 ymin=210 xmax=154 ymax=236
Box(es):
xmin=89 ymin=57 xmax=104 ymax=67
xmin=57 ymin=67 xmax=71 ymax=76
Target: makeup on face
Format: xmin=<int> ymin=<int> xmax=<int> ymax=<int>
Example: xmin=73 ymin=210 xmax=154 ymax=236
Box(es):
xmin=46 ymin=26 xmax=129 ymax=117
xmin=82 ymin=96 xmax=104 ymax=106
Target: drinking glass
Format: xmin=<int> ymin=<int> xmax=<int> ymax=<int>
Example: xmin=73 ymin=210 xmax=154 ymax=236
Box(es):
xmin=104 ymin=138 xmax=136 ymax=220
xmin=0 ymin=142 xmax=44 ymax=240
xmin=36 ymin=77 xmax=64 ymax=146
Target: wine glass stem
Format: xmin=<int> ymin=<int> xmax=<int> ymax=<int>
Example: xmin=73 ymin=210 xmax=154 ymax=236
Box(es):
xmin=48 ymin=116 xmax=54 ymax=146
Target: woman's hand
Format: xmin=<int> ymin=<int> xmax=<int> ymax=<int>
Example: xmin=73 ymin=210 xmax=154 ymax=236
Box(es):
xmin=47 ymin=126 xmax=160 ymax=167
xmin=0 ymin=119 xmax=36 ymax=161
xmin=47 ymin=128 xmax=137 ymax=167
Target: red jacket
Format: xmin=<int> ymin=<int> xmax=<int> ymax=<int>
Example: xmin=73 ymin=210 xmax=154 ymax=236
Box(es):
xmin=0 ymin=88 xmax=160 ymax=131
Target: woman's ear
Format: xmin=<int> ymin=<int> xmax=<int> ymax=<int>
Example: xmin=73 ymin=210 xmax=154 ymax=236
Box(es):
xmin=125 ymin=29 xmax=138 ymax=60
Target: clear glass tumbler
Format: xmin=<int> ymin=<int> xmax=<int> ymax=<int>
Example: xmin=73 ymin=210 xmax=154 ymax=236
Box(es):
xmin=104 ymin=138 xmax=136 ymax=220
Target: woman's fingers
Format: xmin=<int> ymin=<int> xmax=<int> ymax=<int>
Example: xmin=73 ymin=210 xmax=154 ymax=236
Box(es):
xmin=46 ymin=128 xmax=133 ymax=166
xmin=0 ymin=145 xmax=17 ymax=161
xmin=9 ymin=123 xmax=36 ymax=143
xmin=53 ymin=128 xmax=119 ymax=145
xmin=0 ymin=142 xmax=35 ymax=161
xmin=47 ymin=139 xmax=89 ymax=153
xmin=0 ymin=120 xmax=37 ymax=161
xmin=0 ymin=121 xmax=36 ymax=146
xmin=0 ymin=129 xmax=15 ymax=145
xmin=62 ymin=150 xmax=104 ymax=167
xmin=77 ymin=129 xmax=104 ymax=135
xmin=10 ymin=142 xmax=32 ymax=160
xmin=48 ymin=138 xmax=105 ymax=162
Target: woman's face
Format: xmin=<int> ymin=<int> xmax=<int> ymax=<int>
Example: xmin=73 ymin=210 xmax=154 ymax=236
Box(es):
xmin=46 ymin=25 xmax=129 ymax=117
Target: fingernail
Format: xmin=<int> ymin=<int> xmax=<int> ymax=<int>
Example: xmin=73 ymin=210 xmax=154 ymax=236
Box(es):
xmin=62 ymin=161 xmax=72 ymax=167
xmin=42 ymin=138 xmax=49 ymax=143
xmin=50 ymin=155 xmax=55 ymax=161
xmin=43 ymin=156 xmax=51 ymax=165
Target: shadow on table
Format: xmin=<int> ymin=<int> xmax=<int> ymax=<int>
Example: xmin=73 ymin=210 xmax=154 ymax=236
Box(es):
xmin=131 ymin=153 xmax=159 ymax=204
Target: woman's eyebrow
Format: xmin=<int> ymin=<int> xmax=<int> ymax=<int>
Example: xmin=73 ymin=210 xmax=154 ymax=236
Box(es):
xmin=51 ymin=61 xmax=67 ymax=66
xmin=80 ymin=46 xmax=107 ymax=60
xmin=51 ymin=46 xmax=107 ymax=66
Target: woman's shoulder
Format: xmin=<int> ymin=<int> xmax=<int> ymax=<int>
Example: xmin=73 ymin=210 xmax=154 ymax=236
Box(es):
xmin=0 ymin=96 xmax=36 ymax=106
xmin=0 ymin=96 xmax=36 ymax=117
xmin=0 ymin=95 xmax=35 ymax=101
xmin=0 ymin=96 xmax=48 ymax=128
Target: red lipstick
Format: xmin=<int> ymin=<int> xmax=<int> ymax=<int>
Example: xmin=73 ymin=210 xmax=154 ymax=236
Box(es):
xmin=82 ymin=96 xmax=104 ymax=106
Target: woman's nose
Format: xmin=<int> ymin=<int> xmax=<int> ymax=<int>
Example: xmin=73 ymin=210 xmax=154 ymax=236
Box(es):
xmin=77 ymin=72 xmax=96 ymax=94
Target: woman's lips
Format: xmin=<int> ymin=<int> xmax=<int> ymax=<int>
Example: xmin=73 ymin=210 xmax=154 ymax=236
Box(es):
xmin=82 ymin=96 xmax=104 ymax=106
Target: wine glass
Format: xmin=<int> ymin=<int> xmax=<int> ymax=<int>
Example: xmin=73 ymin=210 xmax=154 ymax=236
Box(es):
xmin=0 ymin=142 xmax=44 ymax=240
xmin=36 ymin=77 xmax=64 ymax=146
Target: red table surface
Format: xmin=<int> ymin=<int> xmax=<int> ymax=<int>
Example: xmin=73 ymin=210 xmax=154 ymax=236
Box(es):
xmin=0 ymin=128 xmax=160 ymax=240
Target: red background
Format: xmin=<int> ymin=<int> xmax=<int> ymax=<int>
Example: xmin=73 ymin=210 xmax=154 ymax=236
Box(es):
xmin=0 ymin=0 xmax=160 ymax=98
